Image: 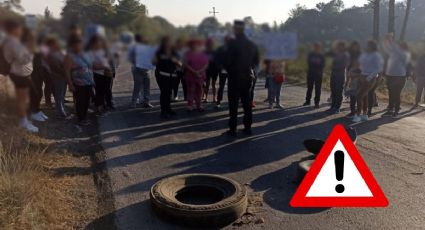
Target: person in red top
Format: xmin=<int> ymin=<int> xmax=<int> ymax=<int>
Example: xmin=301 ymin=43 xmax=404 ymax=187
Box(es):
xmin=184 ymin=39 xmax=209 ymax=112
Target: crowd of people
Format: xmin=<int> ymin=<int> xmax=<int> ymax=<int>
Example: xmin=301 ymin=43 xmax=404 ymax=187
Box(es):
xmin=0 ymin=17 xmax=423 ymax=136
xmin=129 ymin=20 xmax=259 ymax=136
xmin=302 ymin=33 xmax=415 ymax=122
xmin=0 ymin=19 xmax=119 ymax=132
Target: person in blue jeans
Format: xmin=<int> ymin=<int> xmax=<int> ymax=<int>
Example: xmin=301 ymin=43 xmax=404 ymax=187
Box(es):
xmin=46 ymin=37 xmax=68 ymax=118
xmin=267 ymin=60 xmax=285 ymax=109
xmin=328 ymin=41 xmax=349 ymax=114
xmin=128 ymin=34 xmax=155 ymax=108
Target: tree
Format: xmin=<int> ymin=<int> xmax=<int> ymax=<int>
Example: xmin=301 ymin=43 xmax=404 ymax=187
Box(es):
xmin=198 ymin=17 xmax=221 ymax=37
xmin=400 ymin=0 xmax=412 ymax=41
xmin=44 ymin=7 xmax=51 ymax=19
xmin=372 ymin=0 xmax=381 ymax=40
xmin=61 ymin=0 xmax=115 ymax=27
xmin=316 ymin=0 xmax=344 ymax=14
xmin=0 ymin=0 xmax=23 ymax=11
xmin=388 ymin=0 xmax=396 ymax=34
xmin=114 ymin=0 xmax=147 ymax=27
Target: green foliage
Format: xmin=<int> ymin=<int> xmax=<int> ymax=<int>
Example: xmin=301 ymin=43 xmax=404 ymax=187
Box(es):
xmin=61 ymin=0 xmax=116 ymax=27
xmin=283 ymin=0 xmax=425 ymax=42
xmin=198 ymin=17 xmax=221 ymax=37
xmin=128 ymin=15 xmax=177 ymax=43
xmin=0 ymin=0 xmax=23 ymax=12
xmin=113 ymin=0 xmax=146 ymax=27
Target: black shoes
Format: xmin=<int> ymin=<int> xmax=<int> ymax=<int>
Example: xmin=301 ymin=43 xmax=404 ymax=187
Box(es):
xmin=143 ymin=103 xmax=154 ymax=108
xmin=303 ymin=101 xmax=311 ymax=106
xmin=226 ymin=128 xmax=252 ymax=137
xmin=242 ymin=128 xmax=252 ymax=136
xmin=226 ymin=130 xmax=237 ymax=137
xmin=168 ymin=110 xmax=177 ymax=116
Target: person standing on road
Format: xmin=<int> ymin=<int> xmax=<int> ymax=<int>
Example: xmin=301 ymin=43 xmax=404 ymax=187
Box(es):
xmin=382 ymin=34 xmax=411 ymax=118
xmin=85 ymin=35 xmax=114 ymax=115
xmin=344 ymin=41 xmax=362 ymax=118
xmin=328 ymin=41 xmax=349 ymax=114
xmin=413 ymin=53 xmax=425 ymax=108
xmin=64 ymin=35 xmax=95 ymax=125
xmin=267 ymin=60 xmax=285 ymax=109
xmin=303 ymin=42 xmax=326 ymax=108
xmin=215 ymin=35 xmax=231 ymax=109
xmin=29 ymin=33 xmax=50 ymax=123
xmin=184 ymin=39 xmax=209 ymax=113
xmin=46 ymin=37 xmax=68 ymax=118
xmin=352 ymin=40 xmax=384 ymax=123
xmin=128 ymin=34 xmax=154 ymax=109
xmin=224 ymin=20 xmax=260 ymax=136
xmin=172 ymin=38 xmax=187 ymax=101
xmin=153 ymin=36 xmax=181 ymax=119
xmin=203 ymin=38 xmax=219 ymax=103
xmin=2 ymin=19 xmax=38 ymax=132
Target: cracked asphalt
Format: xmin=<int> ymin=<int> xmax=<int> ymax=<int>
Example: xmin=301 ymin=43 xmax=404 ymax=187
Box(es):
xmin=96 ymin=63 xmax=425 ymax=229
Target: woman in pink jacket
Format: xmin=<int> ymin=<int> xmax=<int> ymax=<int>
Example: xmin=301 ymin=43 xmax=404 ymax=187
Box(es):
xmin=184 ymin=39 xmax=209 ymax=112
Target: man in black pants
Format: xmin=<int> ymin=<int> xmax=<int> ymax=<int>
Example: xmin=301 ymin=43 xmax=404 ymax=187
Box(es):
xmin=224 ymin=20 xmax=259 ymax=136
xmin=215 ymin=36 xmax=231 ymax=109
xmin=328 ymin=41 xmax=349 ymax=114
xmin=304 ymin=43 xmax=325 ymax=108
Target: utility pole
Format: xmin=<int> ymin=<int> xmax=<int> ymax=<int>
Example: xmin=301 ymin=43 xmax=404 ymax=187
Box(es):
xmin=209 ymin=7 xmax=219 ymax=17
xmin=400 ymin=0 xmax=413 ymax=41
xmin=373 ymin=0 xmax=380 ymax=41
xmin=388 ymin=0 xmax=396 ymax=35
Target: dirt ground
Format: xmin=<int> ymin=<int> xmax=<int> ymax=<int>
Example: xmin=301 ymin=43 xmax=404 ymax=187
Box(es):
xmin=0 ymin=77 xmax=114 ymax=230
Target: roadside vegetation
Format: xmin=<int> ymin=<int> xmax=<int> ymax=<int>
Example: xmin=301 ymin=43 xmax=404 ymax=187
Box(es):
xmin=0 ymin=78 xmax=98 ymax=229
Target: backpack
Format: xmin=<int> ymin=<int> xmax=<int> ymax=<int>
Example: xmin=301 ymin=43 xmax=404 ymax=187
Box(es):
xmin=0 ymin=41 xmax=11 ymax=76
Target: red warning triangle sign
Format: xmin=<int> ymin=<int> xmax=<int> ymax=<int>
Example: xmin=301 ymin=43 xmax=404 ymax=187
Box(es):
xmin=290 ymin=124 xmax=389 ymax=207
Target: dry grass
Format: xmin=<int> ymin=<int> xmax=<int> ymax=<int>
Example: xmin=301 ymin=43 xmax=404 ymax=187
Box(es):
xmin=0 ymin=77 xmax=98 ymax=230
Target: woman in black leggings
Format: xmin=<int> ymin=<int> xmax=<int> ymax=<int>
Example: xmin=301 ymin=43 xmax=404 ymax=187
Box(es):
xmin=152 ymin=37 xmax=182 ymax=119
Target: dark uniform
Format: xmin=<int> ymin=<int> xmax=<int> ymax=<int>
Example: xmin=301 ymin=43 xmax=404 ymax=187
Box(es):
xmin=224 ymin=33 xmax=259 ymax=133
xmin=214 ymin=44 xmax=229 ymax=106
xmin=305 ymin=51 xmax=326 ymax=106
xmin=155 ymin=50 xmax=179 ymax=118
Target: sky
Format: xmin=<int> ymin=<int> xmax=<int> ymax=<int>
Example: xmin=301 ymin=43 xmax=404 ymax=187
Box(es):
xmin=19 ymin=0 xmax=374 ymax=26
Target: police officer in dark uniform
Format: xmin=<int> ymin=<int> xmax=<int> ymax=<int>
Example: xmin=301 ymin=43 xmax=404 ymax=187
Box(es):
xmin=224 ymin=20 xmax=260 ymax=136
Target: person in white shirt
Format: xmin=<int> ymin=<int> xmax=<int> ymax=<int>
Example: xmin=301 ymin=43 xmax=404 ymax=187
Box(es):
xmin=352 ymin=40 xmax=384 ymax=123
xmin=382 ymin=34 xmax=411 ymax=117
xmin=2 ymin=19 xmax=38 ymax=133
xmin=128 ymin=34 xmax=155 ymax=108
xmin=85 ymin=35 xmax=113 ymax=114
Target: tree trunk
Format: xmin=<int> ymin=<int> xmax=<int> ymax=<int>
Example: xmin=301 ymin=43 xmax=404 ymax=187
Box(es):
xmin=400 ymin=0 xmax=412 ymax=41
xmin=388 ymin=0 xmax=396 ymax=34
xmin=373 ymin=0 xmax=381 ymax=40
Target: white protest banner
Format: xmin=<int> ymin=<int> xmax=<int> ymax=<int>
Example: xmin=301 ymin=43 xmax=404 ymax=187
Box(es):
xmin=260 ymin=32 xmax=298 ymax=60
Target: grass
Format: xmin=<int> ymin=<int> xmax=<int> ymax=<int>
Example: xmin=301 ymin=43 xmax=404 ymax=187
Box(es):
xmin=0 ymin=77 xmax=99 ymax=229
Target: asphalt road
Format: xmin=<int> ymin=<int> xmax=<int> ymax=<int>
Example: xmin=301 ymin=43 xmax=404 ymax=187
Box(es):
xmin=95 ymin=64 xmax=425 ymax=230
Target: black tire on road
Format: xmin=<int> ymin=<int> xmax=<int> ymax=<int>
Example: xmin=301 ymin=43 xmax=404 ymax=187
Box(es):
xmin=150 ymin=174 xmax=248 ymax=227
